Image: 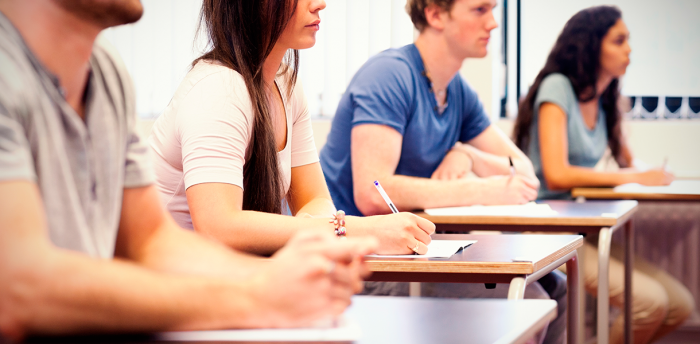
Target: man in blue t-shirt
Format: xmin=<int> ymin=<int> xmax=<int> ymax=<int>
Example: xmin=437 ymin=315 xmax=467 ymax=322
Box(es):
xmin=321 ymin=1 xmax=566 ymax=344
xmin=320 ymin=1 xmax=539 ymax=218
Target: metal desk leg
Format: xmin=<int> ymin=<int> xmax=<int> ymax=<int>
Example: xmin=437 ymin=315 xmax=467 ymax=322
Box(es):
xmin=566 ymin=251 xmax=581 ymax=344
xmin=576 ymin=245 xmax=586 ymax=344
xmin=409 ymin=282 xmax=421 ymax=297
xmin=598 ymin=227 xmax=613 ymax=344
xmin=624 ymin=221 xmax=634 ymax=344
xmin=507 ymin=276 xmax=527 ymax=300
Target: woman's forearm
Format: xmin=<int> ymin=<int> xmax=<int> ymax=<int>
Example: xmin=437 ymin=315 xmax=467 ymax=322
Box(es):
xmin=543 ymin=164 xmax=634 ymax=190
xmin=193 ymin=210 xmax=337 ymax=255
xmin=293 ymin=198 xmax=336 ymax=218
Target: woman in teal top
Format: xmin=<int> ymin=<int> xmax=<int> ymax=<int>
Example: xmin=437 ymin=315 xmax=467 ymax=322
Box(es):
xmin=514 ymin=11 xmax=673 ymax=199
xmin=514 ymin=6 xmax=693 ymax=344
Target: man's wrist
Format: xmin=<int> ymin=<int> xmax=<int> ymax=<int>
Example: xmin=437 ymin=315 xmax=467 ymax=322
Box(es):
xmin=452 ymin=142 xmax=474 ymax=162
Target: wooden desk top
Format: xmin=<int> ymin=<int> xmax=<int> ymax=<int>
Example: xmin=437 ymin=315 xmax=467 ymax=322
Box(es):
xmin=22 ymin=297 xmax=557 ymax=344
xmin=571 ymin=187 xmax=700 ymax=201
xmin=366 ymin=234 xmax=582 ymax=275
xmin=414 ymin=200 xmax=638 ymax=228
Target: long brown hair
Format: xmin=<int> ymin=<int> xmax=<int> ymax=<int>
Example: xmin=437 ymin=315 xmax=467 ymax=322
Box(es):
xmin=195 ymin=0 xmax=300 ymax=213
xmin=513 ymin=6 xmax=627 ymax=166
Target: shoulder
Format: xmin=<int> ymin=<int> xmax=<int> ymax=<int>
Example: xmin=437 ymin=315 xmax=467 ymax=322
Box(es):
xmin=349 ymin=47 xmax=416 ymax=91
xmin=168 ymin=61 xmax=255 ymax=128
xmin=0 ymin=20 xmax=43 ymax=121
xmin=535 ymin=73 xmax=576 ymax=109
xmin=539 ymin=73 xmax=574 ymax=95
xmin=186 ymin=60 xmax=248 ymax=94
xmin=177 ymin=60 xmax=253 ymax=112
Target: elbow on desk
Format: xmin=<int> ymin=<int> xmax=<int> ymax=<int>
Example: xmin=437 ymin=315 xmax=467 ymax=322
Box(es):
xmin=543 ymin=172 xmax=576 ymax=191
xmin=354 ymin=190 xmax=393 ymax=216
xmin=0 ymin=270 xmax=36 ymax=341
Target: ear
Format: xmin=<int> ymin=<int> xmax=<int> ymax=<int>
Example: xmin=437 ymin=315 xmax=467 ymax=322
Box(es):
xmin=423 ymin=4 xmax=448 ymax=31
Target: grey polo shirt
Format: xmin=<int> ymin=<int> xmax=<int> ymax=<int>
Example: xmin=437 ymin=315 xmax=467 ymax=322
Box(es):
xmin=0 ymin=12 xmax=154 ymax=258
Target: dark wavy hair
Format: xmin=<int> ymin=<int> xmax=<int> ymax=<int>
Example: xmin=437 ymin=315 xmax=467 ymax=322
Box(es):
xmin=513 ymin=6 xmax=627 ymax=166
xmin=194 ymin=0 xmax=299 ymax=213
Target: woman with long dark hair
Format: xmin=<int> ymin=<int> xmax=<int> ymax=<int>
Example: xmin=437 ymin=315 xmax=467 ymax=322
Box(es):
xmin=514 ymin=6 xmax=693 ymax=343
xmin=514 ymin=6 xmax=671 ymax=199
xmin=149 ymin=0 xmax=434 ymax=256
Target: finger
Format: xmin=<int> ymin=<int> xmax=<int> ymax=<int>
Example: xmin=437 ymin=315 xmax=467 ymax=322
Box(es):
xmin=355 ymin=258 xmax=373 ymax=281
xmin=409 ymin=224 xmax=432 ymax=245
xmin=523 ymin=186 xmax=538 ymax=201
xmin=410 ymin=239 xmax=429 ymax=255
xmin=312 ymin=238 xmax=378 ymax=264
xmin=410 ymin=213 xmax=436 ymax=235
xmin=519 ymin=175 xmax=540 ymax=189
xmin=329 ymin=262 xmax=356 ymax=287
xmin=329 ymin=298 xmax=352 ymax=318
xmin=305 ymin=256 xmax=337 ymax=279
xmin=329 ymin=279 xmax=355 ymax=301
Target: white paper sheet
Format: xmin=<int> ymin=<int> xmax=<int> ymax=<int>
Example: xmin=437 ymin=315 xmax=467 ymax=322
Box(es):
xmin=613 ymin=180 xmax=700 ymax=195
xmin=156 ymin=316 xmax=361 ymax=342
xmin=365 ymin=240 xmax=476 ymax=258
xmin=424 ymin=202 xmax=558 ymax=217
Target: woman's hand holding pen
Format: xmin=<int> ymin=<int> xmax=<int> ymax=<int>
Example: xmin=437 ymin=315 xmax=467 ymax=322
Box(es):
xmin=345 ymin=213 xmax=435 ymax=255
xmin=632 ymin=167 xmax=674 ymax=186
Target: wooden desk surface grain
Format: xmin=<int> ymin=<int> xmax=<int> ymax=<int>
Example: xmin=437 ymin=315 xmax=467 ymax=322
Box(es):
xmin=571 ymin=187 xmax=700 ymax=201
xmin=366 ymin=234 xmax=582 ymax=275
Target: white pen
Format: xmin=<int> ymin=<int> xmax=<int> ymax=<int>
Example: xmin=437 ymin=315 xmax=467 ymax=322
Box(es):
xmin=373 ymin=180 xmax=399 ymax=213
xmin=508 ymin=156 xmax=516 ymax=176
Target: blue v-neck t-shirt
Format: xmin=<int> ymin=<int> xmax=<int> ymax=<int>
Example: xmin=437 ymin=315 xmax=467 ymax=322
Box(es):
xmin=527 ymin=73 xmax=608 ymax=199
xmin=319 ymin=44 xmax=491 ymax=215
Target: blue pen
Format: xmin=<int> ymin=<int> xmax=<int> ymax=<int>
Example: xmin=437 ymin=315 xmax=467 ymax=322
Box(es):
xmin=373 ymin=180 xmax=399 ymax=213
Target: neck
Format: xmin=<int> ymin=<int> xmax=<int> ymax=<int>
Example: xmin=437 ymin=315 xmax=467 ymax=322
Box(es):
xmin=414 ymin=30 xmax=464 ymax=93
xmin=0 ymin=0 xmax=101 ymax=118
xmin=596 ymin=73 xmax=614 ymax=98
xmin=263 ymin=45 xmax=288 ymax=86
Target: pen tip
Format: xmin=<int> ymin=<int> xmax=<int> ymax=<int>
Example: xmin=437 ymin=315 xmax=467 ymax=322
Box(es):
xmin=374 ymin=181 xmax=378 ymax=185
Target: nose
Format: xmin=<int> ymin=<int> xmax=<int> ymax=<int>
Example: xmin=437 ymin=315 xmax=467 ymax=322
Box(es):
xmin=312 ymin=0 xmax=326 ymax=13
xmin=485 ymin=9 xmax=498 ymax=31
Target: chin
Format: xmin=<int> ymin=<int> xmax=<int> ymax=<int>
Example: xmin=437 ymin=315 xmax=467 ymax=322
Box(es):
xmin=55 ymin=0 xmax=144 ymax=27
xmin=469 ymin=48 xmax=489 ymax=58
xmin=295 ymin=38 xmax=317 ymax=50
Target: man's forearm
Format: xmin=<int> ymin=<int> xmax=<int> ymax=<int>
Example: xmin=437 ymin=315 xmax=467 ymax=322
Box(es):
xmin=458 ymin=144 xmax=535 ymax=178
xmin=358 ymin=174 xmax=493 ymax=214
xmin=130 ymin=220 xmax=268 ymax=280
xmin=2 ymin=247 xmax=256 ymax=339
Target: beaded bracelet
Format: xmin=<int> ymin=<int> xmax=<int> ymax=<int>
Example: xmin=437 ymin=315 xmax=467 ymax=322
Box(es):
xmin=330 ymin=210 xmax=347 ymax=238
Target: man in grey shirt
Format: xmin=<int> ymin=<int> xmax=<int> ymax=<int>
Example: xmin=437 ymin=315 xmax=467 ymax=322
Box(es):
xmin=0 ymin=0 xmax=375 ymax=339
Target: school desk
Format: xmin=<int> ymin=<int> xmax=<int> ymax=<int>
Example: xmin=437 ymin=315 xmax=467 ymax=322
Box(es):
xmin=365 ymin=233 xmax=582 ymax=344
